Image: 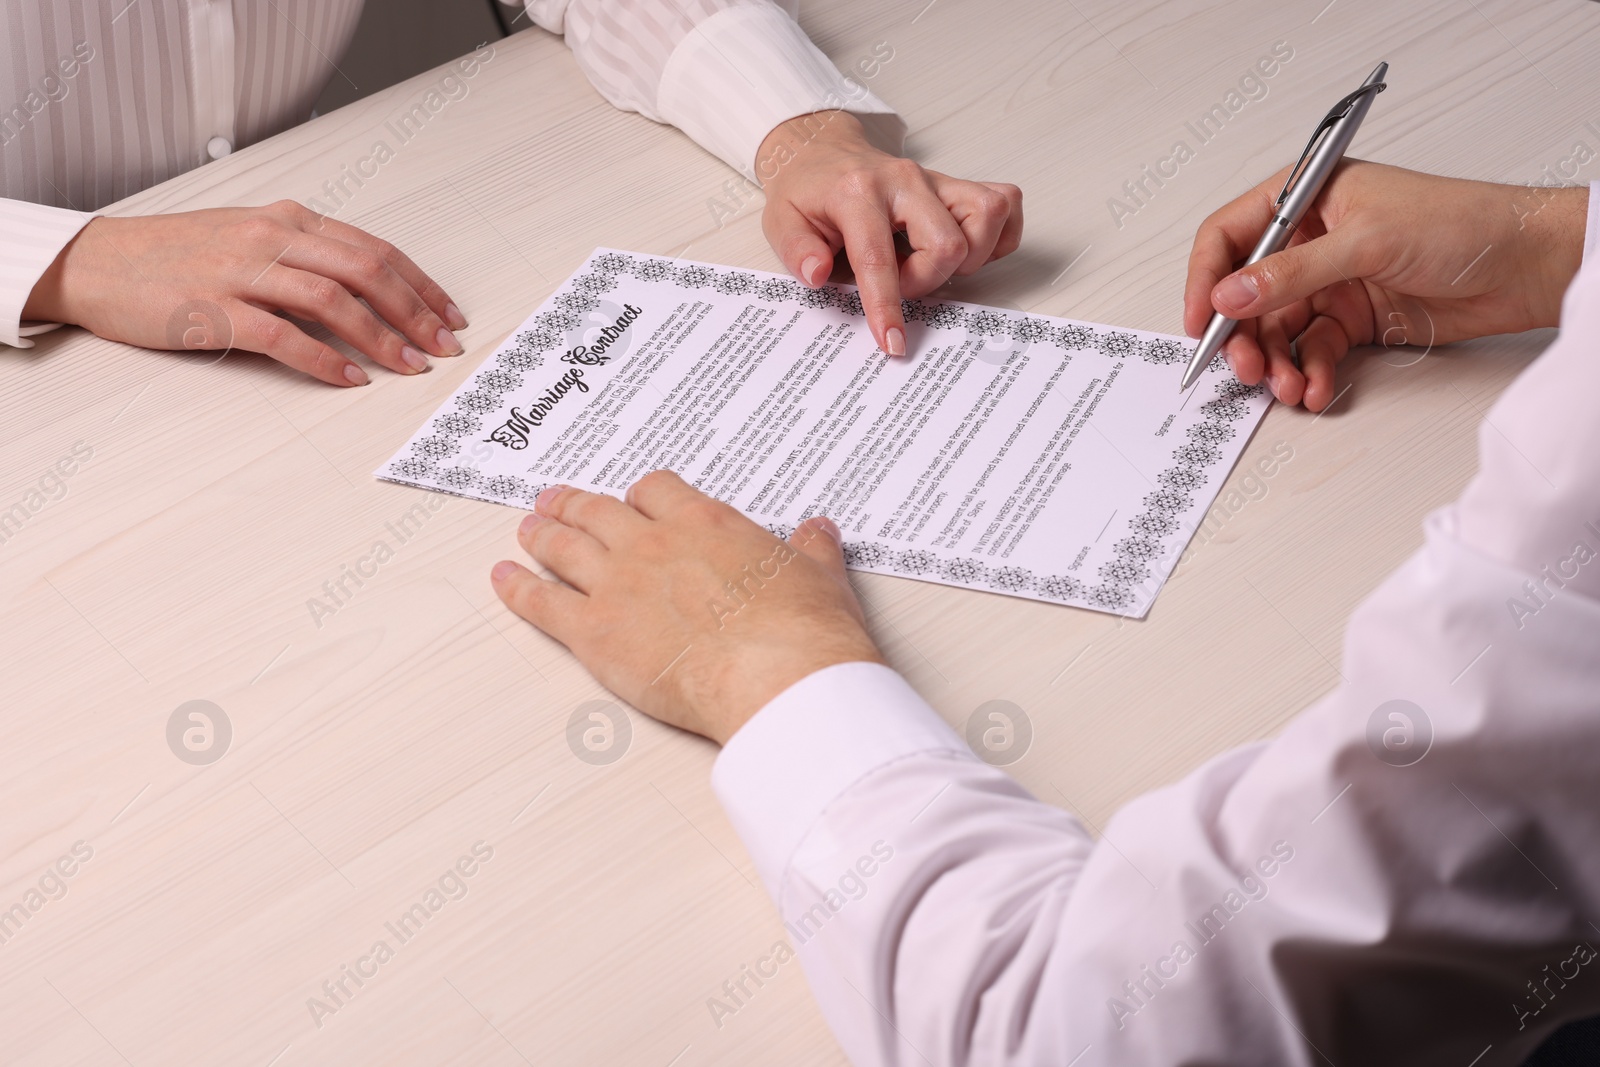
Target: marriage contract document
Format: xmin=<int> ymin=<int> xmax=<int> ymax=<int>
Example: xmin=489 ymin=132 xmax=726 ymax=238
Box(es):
xmin=377 ymin=250 xmax=1270 ymax=617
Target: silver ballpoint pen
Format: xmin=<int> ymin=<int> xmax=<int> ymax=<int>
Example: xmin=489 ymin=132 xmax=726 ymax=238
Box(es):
xmin=1179 ymin=61 xmax=1389 ymax=391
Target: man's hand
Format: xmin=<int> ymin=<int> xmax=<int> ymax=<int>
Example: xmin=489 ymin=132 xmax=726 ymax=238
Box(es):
xmin=22 ymin=201 xmax=467 ymax=386
xmin=1184 ymin=160 xmax=1589 ymax=411
xmin=759 ymin=111 xmax=1023 ymax=357
xmin=490 ymin=471 xmax=883 ymax=745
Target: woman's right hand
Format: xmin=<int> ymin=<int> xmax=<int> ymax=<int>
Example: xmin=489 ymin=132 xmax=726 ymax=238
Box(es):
xmin=22 ymin=200 xmax=468 ymax=387
xmin=1183 ymin=160 xmax=1589 ymax=411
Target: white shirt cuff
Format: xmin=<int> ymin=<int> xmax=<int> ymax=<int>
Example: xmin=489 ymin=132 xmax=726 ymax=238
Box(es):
xmin=656 ymin=2 xmax=906 ymax=183
xmin=0 ymin=200 xmax=96 ymax=348
xmin=711 ymin=661 xmax=969 ymax=896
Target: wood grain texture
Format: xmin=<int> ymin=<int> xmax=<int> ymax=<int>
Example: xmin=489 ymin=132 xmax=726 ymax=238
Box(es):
xmin=1 ymin=1 xmax=1596 ymax=1063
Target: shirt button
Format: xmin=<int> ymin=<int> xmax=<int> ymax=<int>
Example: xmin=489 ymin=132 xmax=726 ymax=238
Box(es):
xmin=206 ymin=136 xmax=233 ymax=160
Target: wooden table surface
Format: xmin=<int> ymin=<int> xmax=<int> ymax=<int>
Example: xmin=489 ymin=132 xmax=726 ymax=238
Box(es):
xmin=3 ymin=1 xmax=1596 ymax=1063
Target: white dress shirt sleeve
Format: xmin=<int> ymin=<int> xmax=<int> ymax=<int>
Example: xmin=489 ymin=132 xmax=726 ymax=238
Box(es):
xmin=0 ymin=199 xmax=96 ymax=348
xmin=711 ymin=184 xmax=1600 ymax=1067
xmin=513 ymin=0 xmax=905 ymax=180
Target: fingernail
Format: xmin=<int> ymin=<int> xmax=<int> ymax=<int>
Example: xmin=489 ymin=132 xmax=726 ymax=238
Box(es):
xmin=518 ymin=512 xmax=545 ymax=535
xmin=535 ymin=484 xmax=569 ymax=510
xmin=444 ymin=302 xmax=468 ymax=330
xmin=884 ymin=326 xmax=906 ymax=357
xmin=1215 ymin=273 xmax=1259 ymax=312
xmin=801 ymin=255 xmax=825 ymax=286
xmin=437 ymin=326 xmax=464 ymax=356
xmin=491 ymin=560 xmax=519 ymax=582
xmin=400 ymin=346 xmax=429 ymax=372
xmin=814 ymin=516 xmax=841 ymax=544
xmin=343 ymin=363 xmax=369 ymax=386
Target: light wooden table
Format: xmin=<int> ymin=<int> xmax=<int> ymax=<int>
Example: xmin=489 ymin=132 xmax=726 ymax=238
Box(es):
xmin=3 ymin=1 xmax=1595 ymax=1063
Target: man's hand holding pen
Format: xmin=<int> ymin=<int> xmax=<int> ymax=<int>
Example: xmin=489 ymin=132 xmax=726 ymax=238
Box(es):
xmin=1185 ymin=161 xmax=1588 ymax=411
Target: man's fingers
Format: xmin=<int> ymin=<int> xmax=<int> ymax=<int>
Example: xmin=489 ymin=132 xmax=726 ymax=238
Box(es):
xmin=1184 ymin=172 xmax=1286 ymax=336
xmin=1298 ymin=282 xmax=1374 ymax=410
xmin=835 ymin=195 xmax=907 ymax=356
xmin=490 ymin=560 xmax=586 ymax=643
xmin=518 ymin=511 xmax=608 ymax=594
xmin=789 ymin=516 xmax=870 ymax=628
xmin=1295 ymin=313 xmax=1353 ymax=412
xmin=229 ymin=302 xmax=369 ymax=387
xmin=250 ymin=266 xmax=428 ymax=376
xmin=279 ymin=233 xmax=461 ymax=358
xmin=1211 ymin=225 xmax=1374 ymax=320
xmin=624 ymin=469 xmax=701 ymax=520
xmin=1315 ymin=275 xmax=1380 ymax=350
xmin=1218 ymin=318 xmax=1265 ymax=386
xmin=789 ymin=516 xmax=847 ymax=581
xmin=534 ymin=484 xmax=644 ymax=545
xmin=1256 ymin=315 xmax=1305 ymax=406
xmin=765 ymin=201 xmax=838 ymax=288
xmin=287 ymin=202 xmax=467 ymax=330
xmin=1185 ymin=220 xmax=1238 ymax=337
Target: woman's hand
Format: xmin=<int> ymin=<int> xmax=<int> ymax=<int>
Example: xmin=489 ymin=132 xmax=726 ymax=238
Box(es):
xmin=490 ymin=471 xmax=883 ymax=745
xmin=1184 ymin=160 xmax=1589 ymax=411
xmin=759 ymin=112 xmax=1023 ymax=357
xmin=22 ymin=201 xmax=467 ymax=386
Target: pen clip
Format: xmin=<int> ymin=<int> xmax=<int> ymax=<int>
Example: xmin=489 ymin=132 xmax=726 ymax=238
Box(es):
xmin=1274 ymin=81 xmax=1386 ymax=209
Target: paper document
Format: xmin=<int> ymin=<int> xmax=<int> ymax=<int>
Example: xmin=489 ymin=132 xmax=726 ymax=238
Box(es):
xmin=377 ymin=249 xmax=1269 ymax=617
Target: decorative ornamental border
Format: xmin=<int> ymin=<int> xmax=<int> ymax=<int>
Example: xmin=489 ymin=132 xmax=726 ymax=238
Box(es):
xmin=381 ymin=252 xmax=1262 ymax=613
